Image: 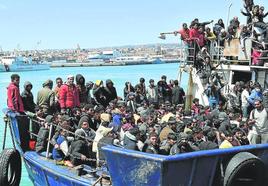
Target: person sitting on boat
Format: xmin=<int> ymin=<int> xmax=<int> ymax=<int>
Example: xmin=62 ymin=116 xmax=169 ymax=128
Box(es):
xmin=75 ymin=74 xmax=88 ymax=105
xmin=78 ymin=104 xmax=97 ymax=131
xmin=198 ymin=129 xmax=219 ymax=150
xmin=104 ymin=79 xmax=118 ymax=104
xmin=79 ymin=121 xmax=96 ymax=144
xmin=36 ymin=79 xmax=55 ymax=116
xmin=219 ymin=131 xmax=234 ymax=149
xmin=232 ymin=127 xmax=249 ymax=146
xmin=191 ymin=98 xmax=201 ymax=116
xmin=93 ymin=121 xmax=113 ymax=154
xmin=170 ymin=133 xmax=197 ymax=155
xmin=35 ymin=115 xmax=53 ymax=154
xmin=126 ymin=92 xmax=137 ymax=113
xmin=7 ymin=74 xmax=24 ymax=113
xmin=69 ymin=129 xmax=91 ymax=167
xmin=159 ymin=117 xmax=176 ymax=142
xmin=142 ymin=132 xmax=159 ymax=154
xmin=123 ymin=82 xmax=135 ymax=101
xmin=59 ymin=75 xmax=80 ymax=114
xmin=123 ymin=127 xmax=141 ymax=151
xmin=159 ymin=133 xmax=177 ymax=155
xmin=97 ymin=127 xmax=117 ymax=166
xmin=52 ymin=121 xmax=71 ymax=163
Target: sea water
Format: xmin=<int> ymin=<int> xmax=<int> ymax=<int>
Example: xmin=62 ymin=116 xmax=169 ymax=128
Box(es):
xmin=0 ymin=63 xmax=189 ymax=186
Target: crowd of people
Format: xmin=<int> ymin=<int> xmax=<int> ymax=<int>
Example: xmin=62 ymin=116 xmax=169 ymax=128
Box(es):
xmin=176 ymin=0 xmax=268 ymax=67
xmin=6 ymin=71 xmax=268 ymax=168
xmin=5 ymin=0 xmax=268 ymax=169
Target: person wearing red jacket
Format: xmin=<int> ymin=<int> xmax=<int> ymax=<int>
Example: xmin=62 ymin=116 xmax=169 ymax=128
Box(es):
xmin=7 ymin=74 xmax=30 ymax=151
xmin=7 ymin=74 xmax=24 ymax=113
xmin=59 ymin=75 xmax=80 ymax=113
xmin=178 ymin=23 xmax=191 ymax=46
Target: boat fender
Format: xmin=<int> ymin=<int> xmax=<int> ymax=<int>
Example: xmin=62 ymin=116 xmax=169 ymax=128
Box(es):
xmin=0 ymin=148 xmax=22 ymax=186
xmin=224 ymin=152 xmax=265 ymax=186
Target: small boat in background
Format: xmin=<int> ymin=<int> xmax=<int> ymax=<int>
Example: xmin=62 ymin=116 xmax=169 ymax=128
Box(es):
xmin=0 ymin=55 xmax=50 ymax=72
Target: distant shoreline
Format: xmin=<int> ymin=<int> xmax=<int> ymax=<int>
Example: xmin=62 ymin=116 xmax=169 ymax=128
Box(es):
xmin=50 ymin=60 xmax=180 ymax=68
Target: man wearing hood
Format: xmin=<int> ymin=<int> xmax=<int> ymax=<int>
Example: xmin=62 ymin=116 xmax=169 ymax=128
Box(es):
xmin=79 ymin=104 xmax=97 ymax=130
xmin=75 ymin=74 xmax=88 ymax=105
xmin=36 ymin=79 xmax=55 ymax=116
xmin=69 ymin=129 xmax=91 ymax=166
xmin=104 ymin=79 xmax=118 ymax=104
xmin=7 ymin=74 xmax=24 ymax=112
xmin=93 ymin=80 xmax=108 ymax=107
xmin=21 ymin=81 xmax=36 ymax=113
xmin=35 ymin=115 xmax=53 ymax=153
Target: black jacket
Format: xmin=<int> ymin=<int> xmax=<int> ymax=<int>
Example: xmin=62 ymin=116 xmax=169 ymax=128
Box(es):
xmin=21 ymin=81 xmax=36 ymax=113
xmin=35 ymin=127 xmax=49 ymax=153
xmin=69 ymin=139 xmax=90 ymax=166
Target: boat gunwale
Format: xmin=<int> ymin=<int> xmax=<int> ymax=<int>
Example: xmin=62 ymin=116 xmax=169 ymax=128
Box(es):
xmin=102 ymin=143 xmax=268 ymax=162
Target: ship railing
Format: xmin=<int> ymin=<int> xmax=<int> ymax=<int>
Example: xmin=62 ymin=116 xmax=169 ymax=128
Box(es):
xmin=5 ymin=111 xmax=113 ymax=169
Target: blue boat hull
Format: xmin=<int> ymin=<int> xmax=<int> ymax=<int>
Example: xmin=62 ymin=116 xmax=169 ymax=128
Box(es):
xmin=4 ymin=109 xmax=108 ymax=186
xmin=4 ymin=109 xmax=268 ymax=186
xmin=102 ymin=145 xmax=268 ymax=186
xmin=23 ymin=152 xmax=100 ymax=186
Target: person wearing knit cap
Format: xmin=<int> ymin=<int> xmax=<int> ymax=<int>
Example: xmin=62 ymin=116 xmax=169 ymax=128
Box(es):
xmin=35 ymin=115 xmax=54 ymax=153
xmin=36 ymin=79 xmax=55 ymax=116
xmin=69 ymin=128 xmax=91 ymax=166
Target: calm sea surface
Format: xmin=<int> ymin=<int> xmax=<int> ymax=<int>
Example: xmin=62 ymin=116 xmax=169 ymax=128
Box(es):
xmin=0 ymin=63 xmax=189 ymax=186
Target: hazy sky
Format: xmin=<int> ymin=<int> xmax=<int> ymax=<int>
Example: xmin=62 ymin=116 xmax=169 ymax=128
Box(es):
xmin=0 ymin=0 xmax=267 ymax=50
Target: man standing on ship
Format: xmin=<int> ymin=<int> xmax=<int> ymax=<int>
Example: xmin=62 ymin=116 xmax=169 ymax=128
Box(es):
xmin=248 ymin=99 xmax=268 ymax=144
xmin=7 ymin=74 xmax=30 ymax=151
xmin=36 ymin=79 xmax=55 ymax=116
xmin=59 ymin=75 xmax=80 ymax=114
xmin=7 ymin=74 xmax=24 ymax=113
